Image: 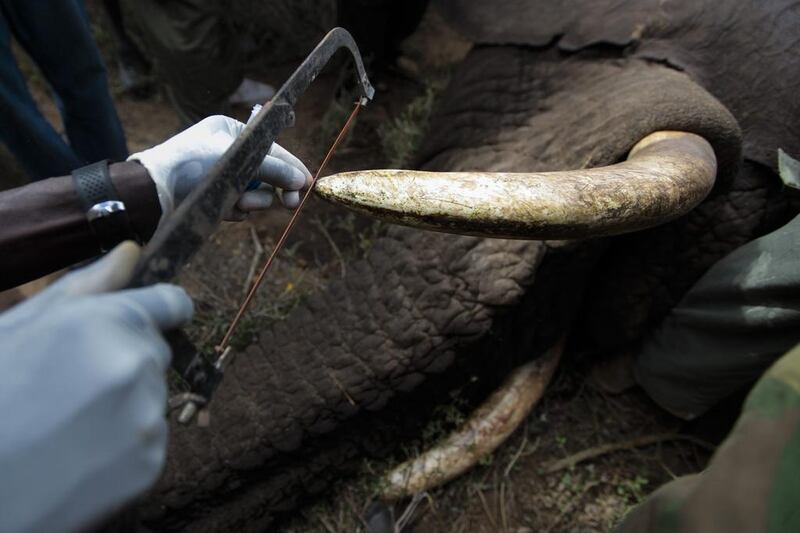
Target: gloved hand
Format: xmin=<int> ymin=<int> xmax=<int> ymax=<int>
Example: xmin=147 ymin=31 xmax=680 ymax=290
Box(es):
xmin=0 ymin=242 xmax=193 ymax=533
xmin=129 ymin=115 xmax=312 ymax=220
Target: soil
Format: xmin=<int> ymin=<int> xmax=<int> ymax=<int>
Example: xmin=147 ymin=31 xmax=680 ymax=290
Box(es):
xmin=0 ymin=4 xmax=715 ymax=532
xmin=281 ymin=358 xmax=714 ymax=533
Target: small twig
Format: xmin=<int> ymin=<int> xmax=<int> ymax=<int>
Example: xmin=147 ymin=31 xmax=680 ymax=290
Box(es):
xmin=543 ymin=433 xmax=715 ymax=474
xmin=453 ymin=515 xmax=468 ymax=533
xmin=184 ymin=272 xmax=227 ymax=307
xmin=312 ymin=216 xmax=347 ymax=279
xmin=520 ymin=435 xmax=541 ymax=458
xmin=242 ymin=226 xmax=264 ymax=297
xmin=328 ymin=370 xmax=357 ymax=406
xmin=395 ymin=491 xmax=428 ymax=532
xmin=658 ymin=456 xmax=679 ymax=480
xmin=690 ymin=437 xmax=704 ymax=468
xmin=476 ymin=489 xmax=498 ymax=531
xmin=499 ymin=481 xmax=509 ymax=532
xmin=587 ymin=390 xmax=602 ymax=437
xmin=503 ymin=429 xmax=529 ymax=477
xmin=344 ymin=493 xmax=371 ymax=531
xmin=674 ymin=439 xmax=694 ymax=472
xmin=317 ymin=515 xmax=337 ymax=533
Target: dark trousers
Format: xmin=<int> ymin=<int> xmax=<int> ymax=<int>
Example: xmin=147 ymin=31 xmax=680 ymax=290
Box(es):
xmin=0 ymin=0 xmax=127 ymax=180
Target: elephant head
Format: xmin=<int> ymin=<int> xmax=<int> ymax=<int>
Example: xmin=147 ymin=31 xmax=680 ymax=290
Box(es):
xmin=139 ymin=1 xmax=799 ymax=530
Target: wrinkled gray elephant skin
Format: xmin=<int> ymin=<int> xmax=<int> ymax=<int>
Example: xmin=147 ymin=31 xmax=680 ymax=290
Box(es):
xmin=134 ymin=1 xmax=799 ymax=530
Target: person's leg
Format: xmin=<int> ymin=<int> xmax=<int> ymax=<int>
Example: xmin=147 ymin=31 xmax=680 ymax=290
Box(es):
xmin=4 ymin=0 xmax=128 ymax=164
xmin=121 ymin=0 xmax=242 ymax=125
xmin=634 ymin=213 xmax=800 ymax=420
xmin=616 ymin=342 xmax=800 ymax=533
xmin=0 ymin=7 xmax=82 ymax=180
xmin=101 ymin=0 xmax=152 ymax=96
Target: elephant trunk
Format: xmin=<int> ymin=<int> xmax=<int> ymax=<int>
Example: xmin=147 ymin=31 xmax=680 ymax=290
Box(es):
xmin=315 ymin=131 xmax=717 ymax=239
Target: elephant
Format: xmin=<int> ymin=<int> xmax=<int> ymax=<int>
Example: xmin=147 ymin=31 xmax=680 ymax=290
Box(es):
xmin=133 ymin=0 xmax=799 ymax=530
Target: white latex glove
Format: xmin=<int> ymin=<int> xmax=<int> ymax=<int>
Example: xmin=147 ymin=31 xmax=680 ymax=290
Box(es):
xmin=129 ymin=115 xmax=312 ymax=220
xmin=0 ymin=242 xmax=194 ymax=533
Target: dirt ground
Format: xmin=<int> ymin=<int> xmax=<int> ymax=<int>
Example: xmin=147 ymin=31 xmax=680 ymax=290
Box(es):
xmin=0 ymin=5 xmax=717 ymax=532
xmin=283 ymin=370 xmax=713 ymax=533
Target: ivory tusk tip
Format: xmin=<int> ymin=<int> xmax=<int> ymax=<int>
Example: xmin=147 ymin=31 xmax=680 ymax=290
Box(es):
xmin=315 ymin=131 xmax=717 ymax=240
xmin=379 ymin=339 xmax=565 ymax=500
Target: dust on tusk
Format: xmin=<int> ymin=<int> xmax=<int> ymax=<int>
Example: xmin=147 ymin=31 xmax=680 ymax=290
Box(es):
xmin=381 ymin=339 xmax=565 ymax=500
xmin=315 ymin=131 xmax=717 ymax=240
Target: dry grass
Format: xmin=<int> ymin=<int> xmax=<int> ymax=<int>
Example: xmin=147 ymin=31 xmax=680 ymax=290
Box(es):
xmin=180 ymin=206 xmax=387 ymax=361
xmin=378 ymin=78 xmax=447 ymax=168
xmin=277 ymin=362 xmax=712 ymax=532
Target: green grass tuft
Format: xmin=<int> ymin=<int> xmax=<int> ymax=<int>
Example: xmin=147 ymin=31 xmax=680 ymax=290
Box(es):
xmin=378 ymin=79 xmax=447 ymax=168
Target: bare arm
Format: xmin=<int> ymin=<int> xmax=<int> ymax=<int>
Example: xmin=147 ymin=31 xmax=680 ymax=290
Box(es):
xmin=0 ymin=161 xmax=161 ymax=290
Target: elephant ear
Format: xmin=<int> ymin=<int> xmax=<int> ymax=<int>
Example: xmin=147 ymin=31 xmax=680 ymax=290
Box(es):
xmin=416 ymin=50 xmax=741 ymax=193
xmin=435 ymin=0 xmax=656 ymax=49
xmin=435 ymin=0 xmax=800 ymax=173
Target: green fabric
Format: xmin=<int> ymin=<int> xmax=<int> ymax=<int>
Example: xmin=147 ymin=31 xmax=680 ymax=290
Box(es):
xmin=617 ymin=343 xmax=800 ymax=533
xmin=746 ymin=377 xmax=800 ymax=419
xmin=768 ymin=425 xmax=800 ymax=533
xmin=760 ymin=344 xmax=800 ymax=532
xmin=657 ymin=497 xmax=684 ymax=533
xmin=612 ymin=473 xmax=695 ymax=533
xmin=635 ymin=213 xmax=800 ymax=419
xmin=120 ymin=0 xmax=243 ymax=123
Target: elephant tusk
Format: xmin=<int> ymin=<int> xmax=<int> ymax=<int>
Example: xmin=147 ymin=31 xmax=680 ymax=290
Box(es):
xmin=315 ymin=131 xmax=717 ymax=239
xmin=380 ymin=339 xmax=564 ymax=500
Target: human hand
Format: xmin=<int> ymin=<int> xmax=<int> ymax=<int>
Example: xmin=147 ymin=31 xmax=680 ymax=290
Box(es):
xmin=129 ymin=115 xmax=312 ymax=220
xmin=0 ymin=242 xmax=193 ymax=532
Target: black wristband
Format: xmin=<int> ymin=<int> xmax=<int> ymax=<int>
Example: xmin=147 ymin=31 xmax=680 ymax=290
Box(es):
xmin=72 ymin=160 xmax=140 ymax=252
